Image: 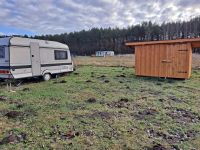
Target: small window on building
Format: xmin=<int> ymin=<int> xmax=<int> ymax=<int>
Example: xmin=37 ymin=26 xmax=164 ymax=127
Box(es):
xmin=0 ymin=47 xmax=5 ymax=58
xmin=54 ymin=50 xmax=68 ymax=60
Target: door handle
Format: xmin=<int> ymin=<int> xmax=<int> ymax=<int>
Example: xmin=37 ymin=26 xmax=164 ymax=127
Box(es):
xmin=161 ymin=60 xmax=172 ymax=63
xmin=32 ymin=55 xmax=34 ymax=57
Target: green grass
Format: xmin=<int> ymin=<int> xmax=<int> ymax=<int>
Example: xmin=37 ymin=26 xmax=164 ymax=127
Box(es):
xmin=0 ymin=66 xmax=200 ymax=150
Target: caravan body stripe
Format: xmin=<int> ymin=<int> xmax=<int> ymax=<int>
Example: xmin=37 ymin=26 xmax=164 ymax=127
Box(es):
xmin=0 ymin=63 xmax=72 ymax=70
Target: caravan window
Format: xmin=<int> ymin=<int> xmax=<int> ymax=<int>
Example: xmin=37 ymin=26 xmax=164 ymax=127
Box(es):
xmin=54 ymin=50 xmax=68 ymax=60
xmin=0 ymin=47 xmax=5 ymax=58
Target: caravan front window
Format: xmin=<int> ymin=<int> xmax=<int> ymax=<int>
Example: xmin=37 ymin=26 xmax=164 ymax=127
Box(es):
xmin=0 ymin=47 xmax=5 ymax=58
xmin=54 ymin=50 xmax=68 ymax=60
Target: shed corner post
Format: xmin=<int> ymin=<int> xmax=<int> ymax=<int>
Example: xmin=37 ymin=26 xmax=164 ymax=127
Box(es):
xmin=187 ymin=42 xmax=192 ymax=78
xmin=134 ymin=46 xmax=138 ymax=76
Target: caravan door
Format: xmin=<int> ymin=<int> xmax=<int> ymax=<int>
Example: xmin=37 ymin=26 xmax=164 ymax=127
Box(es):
xmin=30 ymin=42 xmax=41 ymax=76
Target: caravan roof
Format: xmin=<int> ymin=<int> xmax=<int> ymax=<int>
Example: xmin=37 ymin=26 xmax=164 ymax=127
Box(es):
xmin=0 ymin=37 xmax=69 ymax=49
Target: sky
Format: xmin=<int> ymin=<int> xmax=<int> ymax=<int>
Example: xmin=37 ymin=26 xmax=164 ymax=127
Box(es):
xmin=0 ymin=0 xmax=200 ymax=36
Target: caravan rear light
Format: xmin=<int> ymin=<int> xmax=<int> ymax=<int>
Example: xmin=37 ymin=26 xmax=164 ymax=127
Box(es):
xmin=0 ymin=70 xmax=10 ymax=74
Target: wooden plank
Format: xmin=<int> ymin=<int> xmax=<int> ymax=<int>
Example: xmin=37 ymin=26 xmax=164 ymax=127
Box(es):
xmin=159 ymin=44 xmax=166 ymax=77
xmin=145 ymin=45 xmax=150 ymax=76
xmin=154 ymin=44 xmax=159 ymax=77
xmin=187 ymin=43 xmax=192 ymax=78
xmin=135 ymin=46 xmax=141 ymax=75
xmin=149 ymin=45 xmax=154 ymax=76
xmin=169 ymin=44 xmax=175 ymax=78
xmin=135 ymin=46 xmax=139 ymax=75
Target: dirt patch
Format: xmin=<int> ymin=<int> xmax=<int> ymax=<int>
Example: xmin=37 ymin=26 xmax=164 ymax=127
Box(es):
xmin=147 ymin=144 xmax=168 ymax=150
xmin=53 ymin=80 xmax=67 ymax=84
xmin=86 ymin=98 xmax=97 ymax=103
xmin=140 ymin=89 xmax=162 ymax=96
xmin=82 ymin=130 xmax=95 ymax=136
xmin=107 ymin=99 xmax=139 ymax=110
xmin=149 ymin=91 xmax=162 ymax=96
xmin=107 ymin=100 xmax=129 ymax=109
xmin=85 ymin=80 xmax=93 ymax=83
xmin=61 ymin=131 xmax=80 ymax=140
xmin=104 ymin=80 xmax=110 ymax=83
xmin=167 ymin=80 xmax=176 ymax=84
xmin=158 ymin=98 xmax=165 ymax=102
xmin=0 ymin=132 xmax=27 ymax=145
xmin=49 ymin=125 xmax=80 ymax=141
xmin=120 ymin=98 xmax=129 ymax=103
xmin=0 ymin=96 xmax=8 ymax=101
xmin=89 ymin=111 xmax=113 ymax=120
xmin=22 ymin=88 xmax=31 ymax=92
xmin=167 ymin=108 xmax=200 ymax=123
xmin=156 ymin=82 xmax=162 ymax=86
xmin=5 ymin=111 xmax=24 ymax=119
xmin=16 ymin=103 xmax=24 ymax=109
xmin=60 ymin=80 xmax=67 ymax=83
xmin=100 ymin=75 xmax=106 ymax=78
xmin=116 ymin=74 xmax=126 ymax=78
xmin=134 ymin=109 xmax=158 ymax=120
xmin=60 ymin=116 xmax=66 ymax=120
xmin=168 ymin=96 xmax=183 ymax=103
xmin=147 ymin=129 xmax=199 ymax=144
xmin=5 ymin=109 xmax=36 ymax=119
xmin=74 ymin=72 xmax=79 ymax=75
xmin=176 ymin=85 xmax=200 ymax=94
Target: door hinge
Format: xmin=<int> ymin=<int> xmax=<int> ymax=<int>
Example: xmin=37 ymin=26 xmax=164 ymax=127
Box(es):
xmin=178 ymin=49 xmax=188 ymax=52
xmin=178 ymin=71 xmax=187 ymax=73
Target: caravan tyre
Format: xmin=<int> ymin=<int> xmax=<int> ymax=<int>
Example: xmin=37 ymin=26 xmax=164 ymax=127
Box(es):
xmin=43 ymin=73 xmax=51 ymax=81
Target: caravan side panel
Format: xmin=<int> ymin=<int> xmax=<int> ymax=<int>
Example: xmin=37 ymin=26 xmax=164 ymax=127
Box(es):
xmin=10 ymin=46 xmax=32 ymax=79
xmin=40 ymin=48 xmax=73 ymax=75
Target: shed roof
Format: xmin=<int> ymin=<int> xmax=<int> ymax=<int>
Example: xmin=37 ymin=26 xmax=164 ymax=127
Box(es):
xmin=126 ymin=38 xmax=200 ymax=48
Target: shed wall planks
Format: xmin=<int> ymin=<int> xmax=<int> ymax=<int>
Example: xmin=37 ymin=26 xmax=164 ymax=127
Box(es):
xmin=134 ymin=43 xmax=192 ymax=79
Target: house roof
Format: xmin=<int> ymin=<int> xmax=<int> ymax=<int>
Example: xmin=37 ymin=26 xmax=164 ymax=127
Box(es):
xmin=125 ymin=38 xmax=200 ymax=48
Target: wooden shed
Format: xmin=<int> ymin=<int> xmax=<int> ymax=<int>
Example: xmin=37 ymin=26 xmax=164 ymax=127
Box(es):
xmin=126 ymin=38 xmax=200 ymax=79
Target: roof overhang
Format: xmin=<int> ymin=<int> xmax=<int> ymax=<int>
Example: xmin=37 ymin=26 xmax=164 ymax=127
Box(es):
xmin=125 ymin=38 xmax=200 ymax=48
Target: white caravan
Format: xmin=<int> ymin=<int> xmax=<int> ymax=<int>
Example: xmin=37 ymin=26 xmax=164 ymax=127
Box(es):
xmin=0 ymin=37 xmax=74 ymax=81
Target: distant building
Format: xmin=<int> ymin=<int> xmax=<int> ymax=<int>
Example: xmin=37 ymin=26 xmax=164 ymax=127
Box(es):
xmin=95 ymin=51 xmax=115 ymax=57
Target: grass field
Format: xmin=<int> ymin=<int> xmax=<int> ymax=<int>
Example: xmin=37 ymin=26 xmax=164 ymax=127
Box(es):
xmin=73 ymin=54 xmax=200 ymax=69
xmin=0 ymin=66 xmax=200 ymax=149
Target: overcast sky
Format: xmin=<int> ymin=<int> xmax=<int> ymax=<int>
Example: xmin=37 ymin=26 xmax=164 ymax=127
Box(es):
xmin=0 ymin=0 xmax=200 ymax=35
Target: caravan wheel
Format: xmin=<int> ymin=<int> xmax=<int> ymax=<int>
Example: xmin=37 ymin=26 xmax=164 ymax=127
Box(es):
xmin=43 ymin=73 xmax=51 ymax=81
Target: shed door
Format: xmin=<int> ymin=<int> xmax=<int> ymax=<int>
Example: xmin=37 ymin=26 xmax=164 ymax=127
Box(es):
xmin=167 ymin=44 xmax=189 ymax=78
xmin=30 ymin=42 xmax=41 ymax=76
xmin=176 ymin=44 xmax=189 ymax=78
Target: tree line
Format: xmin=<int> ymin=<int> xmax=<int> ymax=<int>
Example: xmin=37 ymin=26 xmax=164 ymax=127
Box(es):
xmin=1 ymin=16 xmax=200 ymax=55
